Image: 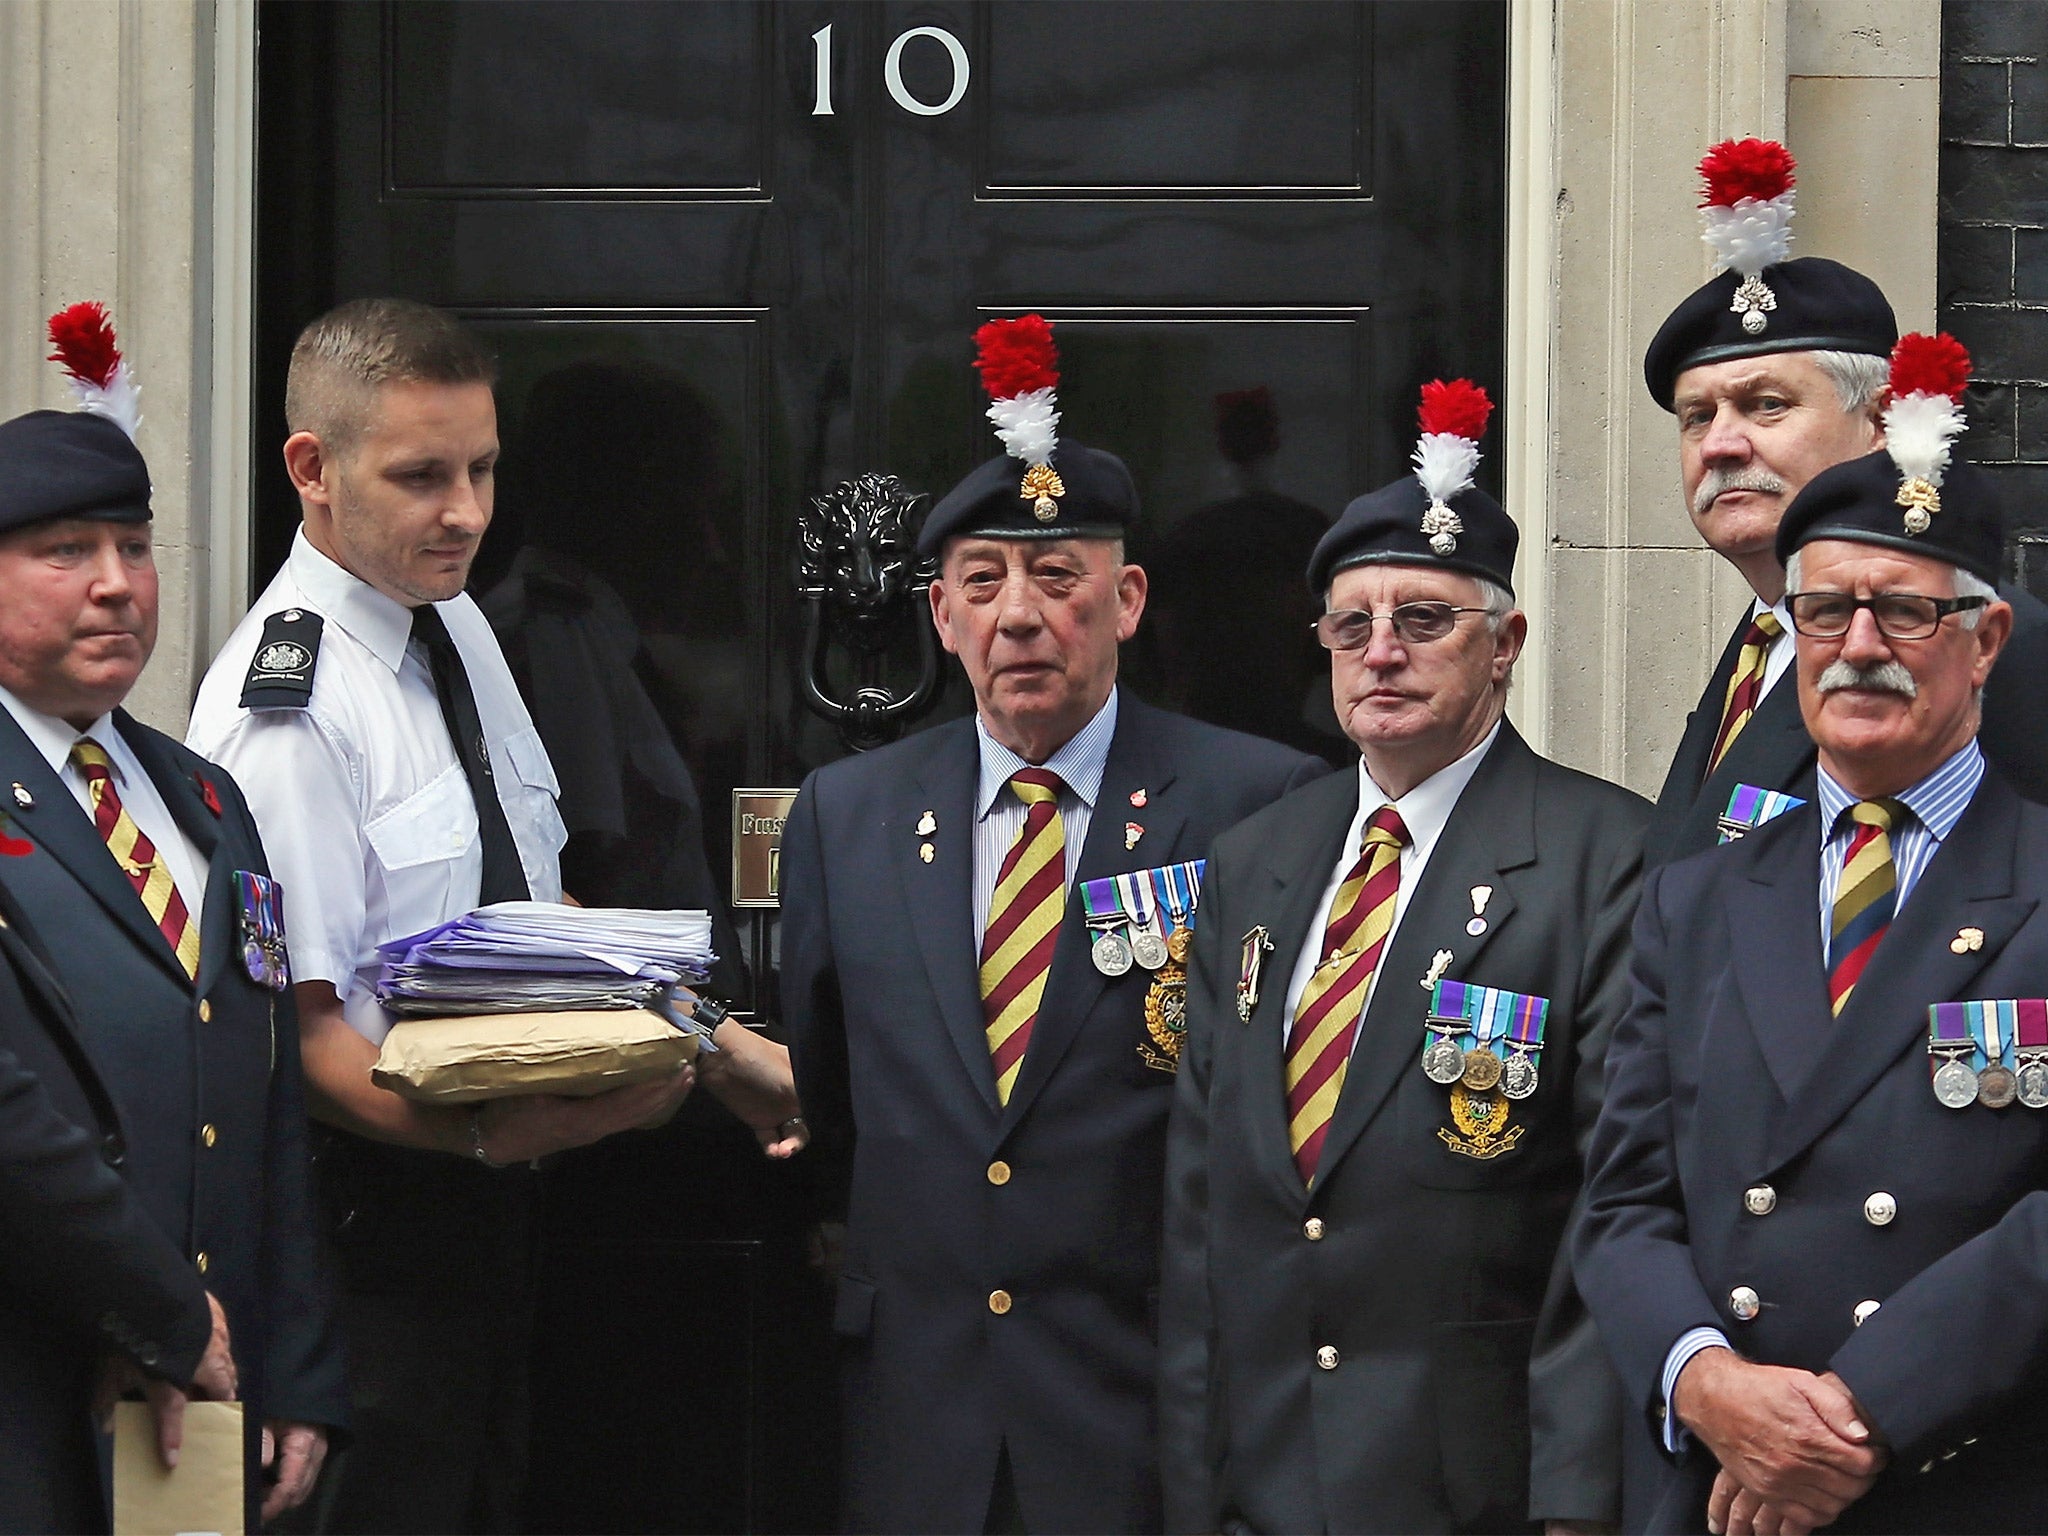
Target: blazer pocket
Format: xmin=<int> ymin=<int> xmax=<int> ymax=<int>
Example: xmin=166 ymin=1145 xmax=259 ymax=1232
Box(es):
xmin=833 ymin=1273 xmax=878 ymax=1338
xmin=1432 ymin=1315 xmax=1536 ymax=1531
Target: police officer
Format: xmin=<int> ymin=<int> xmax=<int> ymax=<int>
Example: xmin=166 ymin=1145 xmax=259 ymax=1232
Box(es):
xmin=0 ymin=307 xmax=343 ymax=1529
xmin=1577 ymin=365 xmax=2048 ymax=1532
xmin=187 ymin=298 xmax=798 ymax=1533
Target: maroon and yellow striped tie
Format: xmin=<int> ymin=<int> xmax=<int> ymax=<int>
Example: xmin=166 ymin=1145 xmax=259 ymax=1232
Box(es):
xmin=1705 ymin=611 xmax=1784 ymax=776
xmin=1286 ymin=805 xmax=1408 ymax=1184
xmin=980 ymin=769 xmax=1067 ymax=1105
xmin=70 ymin=738 xmax=200 ymax=980
xmin=1828 ymin=798 xmax=1902 ymax=1017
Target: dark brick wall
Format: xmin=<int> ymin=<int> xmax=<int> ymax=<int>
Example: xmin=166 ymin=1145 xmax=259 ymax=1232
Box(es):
xmin=1941 ymin=1 xmax=2048 ymax=590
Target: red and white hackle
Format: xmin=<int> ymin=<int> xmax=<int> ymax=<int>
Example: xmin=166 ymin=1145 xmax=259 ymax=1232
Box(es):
xmin=47 ymin=302 xmax=141 ymax=441
xmin=1884 ymin=332 xmax=1971 ymax=535
xmin=1412 ymin=378 xmax=1493 ymax=557
xmin=973 ymin=314 xmax=1063 ymax=521
xmin=1697 ymin=138 xmax=1797 ymax=336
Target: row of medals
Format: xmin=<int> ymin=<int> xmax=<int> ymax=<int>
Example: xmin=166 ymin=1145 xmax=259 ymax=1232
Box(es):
xmin=1931 ymin=1047 xmax=2048 ymax=1111
xmin=1422 ymin=1026 xmax=1539 ymax=1101
xmin=1093 ymin=919 xmax=1189 ymax=976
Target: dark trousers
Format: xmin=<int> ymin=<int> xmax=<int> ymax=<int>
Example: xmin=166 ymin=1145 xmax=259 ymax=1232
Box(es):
xmin=293 ymin=1130 xmax=540 ymax=1536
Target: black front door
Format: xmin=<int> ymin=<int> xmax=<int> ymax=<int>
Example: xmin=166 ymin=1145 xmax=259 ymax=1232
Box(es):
xmin=255 ymin=4 xmax=1505 ymax=1529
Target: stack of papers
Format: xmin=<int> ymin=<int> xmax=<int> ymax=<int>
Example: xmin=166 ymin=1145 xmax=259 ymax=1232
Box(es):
xmin=376 ymin=902 xmax=717 ymax=1038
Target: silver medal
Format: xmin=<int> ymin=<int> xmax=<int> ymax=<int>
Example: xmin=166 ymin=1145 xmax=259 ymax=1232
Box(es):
xmin=1091 ymin=930 xmax=1133 ymax=976
xmin=1131 ymin=928 xmax=1169 ymax=971
xmin=1500 ymin=1050 xmax=1539 ymax=1100
xmin=1422 ymin=1037 xmax=1466 ymax=1085
xmin=1933 ymin=1057 xmax=1979 ymax=1110
xmin=1979 ymin=1063 xmax=2019 ymax=1110
xmin=2017 ymin=1058 xmax=2048 ymax=1110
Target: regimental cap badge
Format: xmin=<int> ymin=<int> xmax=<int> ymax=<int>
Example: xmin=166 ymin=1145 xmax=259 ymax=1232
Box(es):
xmin=974 ymin=315 xmax=1065 ymax=522
xmin=1412 ymin=379 xmax=1494 ymax=557
xmin=1697 ymin=138 xmax=1796 ymax=336
xmin=1883 ymin=332 xmax=1972 ymax=536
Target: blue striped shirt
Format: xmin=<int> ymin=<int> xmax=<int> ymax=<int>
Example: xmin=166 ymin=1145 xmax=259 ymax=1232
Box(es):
xmin=972 ymin=689 xmax=1118 ymax=941
xmin=1662 ymin=738 xmax=1988 ymax=1450
xmin=1816 ymin=740 xmax=1985 ymax=957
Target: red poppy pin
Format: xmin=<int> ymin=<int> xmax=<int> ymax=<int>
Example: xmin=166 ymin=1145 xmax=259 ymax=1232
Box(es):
xmin=195 ymin=774 xmax=223 ymax=817
xmin=0 ymin=812 xmax=31 ymax=857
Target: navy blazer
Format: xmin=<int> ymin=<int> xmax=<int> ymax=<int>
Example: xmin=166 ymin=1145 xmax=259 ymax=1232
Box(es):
xmin=784 ymin=695 xmax=1324 ymax=1535
xmin=1160 ymin=723 xmax=1647 ymax=1534
xmin=1643 ymin=587 xmax=2048 ymax=868
xmin=0 ymin=708 xmax=346 ymax=1531
xmin=1577 ymin=769 xmax=2048 ymax=1533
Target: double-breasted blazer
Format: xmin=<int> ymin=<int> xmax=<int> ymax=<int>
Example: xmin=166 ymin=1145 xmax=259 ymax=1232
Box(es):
xmin=1159 ymin=722 xmax=1648 ymax=1534
xmin=1576 ymin=769 xmax=2048 ymax=1532
xmin=0 ymin=707 xmax=345 ymax=1530
xmin=783 ymin=694 xmax=1323 ymax=1535
xmin=1643 ymin=588 xmax=2048 ymax=868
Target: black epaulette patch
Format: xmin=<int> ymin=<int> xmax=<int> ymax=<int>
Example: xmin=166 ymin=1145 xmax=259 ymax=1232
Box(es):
xmin=240 ymin=609 xmax=325 ymax=709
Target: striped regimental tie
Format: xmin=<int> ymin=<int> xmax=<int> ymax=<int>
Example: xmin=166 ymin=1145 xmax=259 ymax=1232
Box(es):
xmin=70 ymin=738 xmax=200 ymax=980
xmin=1705 ymin=611 xmax=1785 ymax=777
xmin=980 ymin=768 xmax=1068 ymax=1106
xmin=1828 ymin=797 xmax=1904 ymax=1016
xmin=1285 ymin=805 xmax=1409 ymax=1185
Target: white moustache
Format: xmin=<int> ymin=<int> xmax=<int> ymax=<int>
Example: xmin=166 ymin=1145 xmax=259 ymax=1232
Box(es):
xmin=1693 ymin=467 xmax=1787 ymax=517
xmin=1817 ymin=659 xmax=1918 ymax=699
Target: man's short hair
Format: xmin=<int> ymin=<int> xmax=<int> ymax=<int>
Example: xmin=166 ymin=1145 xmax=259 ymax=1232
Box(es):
xmin=1807 ymin=349 xmax=1888 ymax=416
xmin=285 ymin=298 xmax=496 ymax=457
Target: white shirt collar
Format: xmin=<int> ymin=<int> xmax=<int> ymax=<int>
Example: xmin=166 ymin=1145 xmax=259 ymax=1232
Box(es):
xmin=975 ymin=688 xmax=1119 ymax=819
xmin=286 ymin=527 xmax=418 ymax=674
xmin=0 ymin=684 xmax=120 ymax=780
xmin=1357 ymin=718 xmax=1502 ymax=847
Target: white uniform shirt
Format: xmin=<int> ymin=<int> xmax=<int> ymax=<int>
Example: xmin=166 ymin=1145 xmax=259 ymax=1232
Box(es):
xmin=0 ymin=685 xmax=209 ymax=937
xmin=188 ymin=530 xmax=566 ymax=1043
xmin=1279 ymin=722 xmax=1500 ymax=1044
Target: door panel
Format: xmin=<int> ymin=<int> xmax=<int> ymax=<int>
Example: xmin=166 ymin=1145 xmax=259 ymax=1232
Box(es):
xmin=254 ymin=3 xmax=1505 ymax=1527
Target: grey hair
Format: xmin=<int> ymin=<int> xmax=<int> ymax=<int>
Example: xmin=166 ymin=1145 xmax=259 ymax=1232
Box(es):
xmin=1807 ymin=350 xmax=1889 ymax=416
xmin=1475 ymin=576 xmax=1516 ymax=632
xmin=1785 ymin=551 xmax=1996 ymax=630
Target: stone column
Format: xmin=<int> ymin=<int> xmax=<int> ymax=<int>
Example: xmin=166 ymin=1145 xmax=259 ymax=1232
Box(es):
xmin=0 ymin=0 xmax=254 ymax=734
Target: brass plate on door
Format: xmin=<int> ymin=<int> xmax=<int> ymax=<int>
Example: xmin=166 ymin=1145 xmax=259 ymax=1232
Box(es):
xmin=731 ymin=789 xmax=799 ymax=908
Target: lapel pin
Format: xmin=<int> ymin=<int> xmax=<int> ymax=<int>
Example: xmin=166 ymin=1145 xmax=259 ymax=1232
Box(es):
xmin=1420 ymin=948 xmax=1454 ymax=989
xmin=1951 ymin=926 xmax=1984 ymax=955
xmin=1466 ymin=884 xmax=1493 ymax=937
xmin=919 ymin=842 xmax=935 ymax=864
xmin=10 ymin=784 xmax=31 ymax=809
xmin=916 ymin=810 xmax=936 ymax=836
xmin=1129 ymin=789 xmax=1147 ymax=808
xmin=1125 ymin=822 xmax=1144 ymax=851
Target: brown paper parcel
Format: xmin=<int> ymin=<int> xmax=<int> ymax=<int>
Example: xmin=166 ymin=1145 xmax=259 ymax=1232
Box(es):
xmin=372 ymin=1008 xmax=700 ymax=1103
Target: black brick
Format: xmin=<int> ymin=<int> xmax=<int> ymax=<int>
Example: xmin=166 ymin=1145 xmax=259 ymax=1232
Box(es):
xmin=1992 ymin=464 xmax=2048 ymax=561
xmin=2017 ymin=60 xmax=2048 ymax=143
xmin=2018 ymin=384 xmax=2048 ymax=458
xmin=1945 ymin=2 xmax=2048 ymax=64
xmin=2016 ymin=227 xmax=2048 ymax=299
xmin=1943 ymin=144 xmax=2048 ymax=224
xmin=1969 ymin=382 xmax=2021 ymax=459
xmin=1947 ymin=223 xmax=2015 ymax=302
xmin=1946 ymin=59 xmax=2012 ymax=144
xmin=1946 ymin=304 xmax=2048 ymax=376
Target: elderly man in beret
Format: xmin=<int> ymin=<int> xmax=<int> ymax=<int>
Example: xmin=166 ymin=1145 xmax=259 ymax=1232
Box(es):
xmin=1577 ymin=341 xmax=2048 ymax=1534
xmin=1159 ymin=381 xmax=1646 ymax=1534
xmin=0 ymin=308 xmax=343 ymax=1531
xmin=1639 ymin=139 xmax=2048 ymax=867
xmin=782 ymin=317 xmax=1324 ymax=1534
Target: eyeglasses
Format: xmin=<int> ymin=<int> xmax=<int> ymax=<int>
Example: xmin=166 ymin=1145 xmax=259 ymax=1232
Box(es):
xmin=1785 ymin=591 xmax=1989 ymax=641
xmin=1312 ymin=603 xmax=1490 ymax=649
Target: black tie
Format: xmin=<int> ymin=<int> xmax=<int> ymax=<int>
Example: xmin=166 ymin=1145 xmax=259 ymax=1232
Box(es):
xmin=411 ymin=604 xmax=531 ymax=905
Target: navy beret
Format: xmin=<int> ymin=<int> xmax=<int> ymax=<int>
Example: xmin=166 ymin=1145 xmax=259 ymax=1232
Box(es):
xmin=1307 ymin=476 xmax=1518 ymax=597
xmin=916 ymin=439 xmax=1136 ymax=558
xmin=0 ymin=410 xmax=151 ymax=534
xmin=1777 ymin=449 xmax=2002 ymax=585
xmin=1643 ymin=257 xmax=1897 ymax=412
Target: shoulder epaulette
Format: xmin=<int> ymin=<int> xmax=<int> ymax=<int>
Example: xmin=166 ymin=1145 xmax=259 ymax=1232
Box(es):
xmin=240 ymin=608 xmax=325 ymax=709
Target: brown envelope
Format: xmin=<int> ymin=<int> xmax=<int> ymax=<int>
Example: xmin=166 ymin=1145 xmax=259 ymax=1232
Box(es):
xmin=112 ymin=1399 xmax=244 ymax=1535
xmin=371 ymin=1008 xmax=700 ymax=1102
